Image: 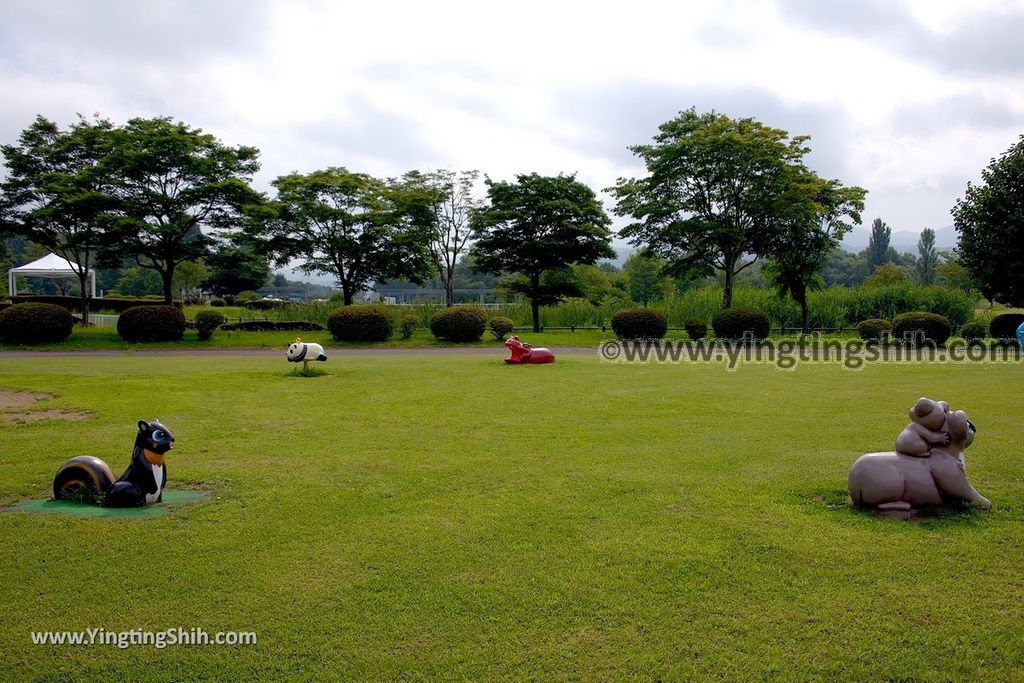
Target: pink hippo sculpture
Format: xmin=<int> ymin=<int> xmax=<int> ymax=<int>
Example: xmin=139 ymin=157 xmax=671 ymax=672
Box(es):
xmin=848 ymin=398 xmax=991 ymax=517
xmin=504 ymin=335 xmax=555 ymax=364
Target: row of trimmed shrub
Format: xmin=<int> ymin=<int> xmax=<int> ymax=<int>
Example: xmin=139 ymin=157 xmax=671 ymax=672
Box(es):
xmin=327 ymin=306 xmax=500 ymax=343
xmin=855 ymin=312 xmax=1024 ymax=345
xmin=9 ymin=294 xmax=183 ymax=312
xmin=607 ymin=308 xmax=1024 ymax=345
xmin=3 ymin=301 xmax=1022 ymax=347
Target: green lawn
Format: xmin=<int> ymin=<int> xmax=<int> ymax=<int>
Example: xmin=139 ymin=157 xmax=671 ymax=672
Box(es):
xmin=1 ymin=354 xmax=1022 ymax=680
xmin=0 ymin=326 xmax=618 ymax=352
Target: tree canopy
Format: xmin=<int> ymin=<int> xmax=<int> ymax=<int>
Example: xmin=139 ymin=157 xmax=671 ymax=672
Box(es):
xmin=261 ymin=167 xmax=435 ymax=305
xmin=472 ymin=173 xmax=613 ymax=332
xmin=610 ymin=108 xmax=816 ymax=309
xmin=764 ymin=169 xmax=865 ymax=333
xmin=0 ymin=115 xmax=117 ymax=321
xmin=205 ymin=243 xmax=271 ymax=295
xmin=411 ymin=169 xmax=482 ymax=307
xmin=104 ymin=117 xmax=263 ymax=303
xmin=916 ymin=228 xmax=938 ymax=285
xmin=952 ymin=134 xmax=1024 ymax=306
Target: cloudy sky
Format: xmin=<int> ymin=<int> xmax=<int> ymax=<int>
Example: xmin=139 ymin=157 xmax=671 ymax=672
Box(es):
xmin=2 ymin=0 xmax=1022 ymax=249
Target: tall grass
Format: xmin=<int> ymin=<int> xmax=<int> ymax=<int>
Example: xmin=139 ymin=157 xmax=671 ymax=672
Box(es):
xmin=187 ymin=283 xmax=976 ymax=332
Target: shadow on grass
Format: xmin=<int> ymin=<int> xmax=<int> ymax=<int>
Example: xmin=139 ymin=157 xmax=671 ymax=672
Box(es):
xmin=286 ymin=366 xmax=331 ymax=378
xmin=797 ymin=487 xmax=992 ymax=527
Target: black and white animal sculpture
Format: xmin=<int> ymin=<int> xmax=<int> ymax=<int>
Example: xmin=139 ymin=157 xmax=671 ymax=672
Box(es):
xmin=52 ymin=419 xmax=175 ymax=507
xmin=286 ymin=337 xmax=327 ymax=369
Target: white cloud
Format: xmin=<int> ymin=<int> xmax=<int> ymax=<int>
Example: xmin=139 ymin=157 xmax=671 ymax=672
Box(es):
xmin=1 ymin=0 xmax=1022 ymax=244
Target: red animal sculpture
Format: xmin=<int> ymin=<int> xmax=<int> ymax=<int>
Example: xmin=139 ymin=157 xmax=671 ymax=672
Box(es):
xmin=504 ymin=335 xmax=555 ymax=364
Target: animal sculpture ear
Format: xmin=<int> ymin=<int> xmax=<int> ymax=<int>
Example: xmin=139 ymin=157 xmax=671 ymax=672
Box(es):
xmin=138 ymin=419 xmax=149 ymax=431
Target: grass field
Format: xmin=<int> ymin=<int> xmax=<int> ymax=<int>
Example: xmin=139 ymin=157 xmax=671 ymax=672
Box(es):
xmin=1 ymin=353 xmax=1023 ymax=680
xmin=0 ymin=325 xmax=614 ymax=352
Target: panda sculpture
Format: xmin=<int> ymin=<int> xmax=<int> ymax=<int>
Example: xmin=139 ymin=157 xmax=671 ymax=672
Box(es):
xmin=52 ymin=419 xmax=175 ymax=507
xmin=287 ymin=338 xmax=327 ymax=367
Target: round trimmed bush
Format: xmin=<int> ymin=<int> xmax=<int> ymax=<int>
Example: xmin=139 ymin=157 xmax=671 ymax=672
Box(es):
xmin=430 ymin=306 xmax=487 ymax=342
xmin=488 ymin=316 xmax=515 ymax=340
xmin=684 ymin=319 xmax=708 ymax=341
xmin=610 ymin=308 xmax=668 ymax=340
xmin=856 ymin=318 xmax=892 ymax=342
xmin=195 ymin=310 xmax=226 ymax=341
xmin=0 ymin=303 xmax=74 ymax=344
xmin=891 ymin=311 xmax=952 ymax=346
xmin=400 ymin=314 xmax=419 ymax=340
xmin=245 ymin=298 xmax=289 ymax=311
xmin=209 ymin=297 xmax=227 ymax=307
xmin=959 ymin=321 xmax=987 ymax=344
xmin=711 ymin=307 xmax=771 ymax=341
xmin=989 ymin=313 xmax=1024 ymax=343
xmin=328 ymin=306 xmax=394 ymax=342
xmin=117 ymin=305 xmax=186 ymax=342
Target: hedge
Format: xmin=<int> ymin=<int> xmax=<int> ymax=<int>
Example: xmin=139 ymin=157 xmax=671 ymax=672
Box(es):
xmin=220 ymin=320 xmax=326 ymax=332
xmin=989 ymin=313 xmax=1024 ymax=343
xmin=117 ymin=305 xmax=186 ymax=342
xmin=611 ymin=308 xmax=668 ymax=340
xmin=891 ymin=311 xmax=952 ymax=346
xmin=488 ymin=317 xmax=515 ymax=340
xmin=0 ymin=303 xmax=74 ymax=344
xmin=856 ymin=319 xmax=892 ymax=342
xmin=194 ymin=311 xmax=226 ymax=341
xmin=711 ymin=307 xmax=771 ymax=341
xmin=430 ymin=307 xmax=487 ymax=342
xmin=10 ymin=295 xmax=182 ymax=312
xmin=328 ymin=306 xmax=394 ymax=342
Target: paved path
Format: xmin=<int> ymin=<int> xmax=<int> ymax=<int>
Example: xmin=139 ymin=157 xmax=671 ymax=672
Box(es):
xmin=0 ymin=347 xmax=597 ymax=359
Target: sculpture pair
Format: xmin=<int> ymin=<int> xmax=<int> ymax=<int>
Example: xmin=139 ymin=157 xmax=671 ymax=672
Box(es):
xmin=848 ymin=398 xmax=991 ymax=515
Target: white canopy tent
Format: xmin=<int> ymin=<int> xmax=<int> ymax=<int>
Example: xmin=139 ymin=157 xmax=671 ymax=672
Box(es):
xmin=7 ymin=253 xmax=96 ymax=298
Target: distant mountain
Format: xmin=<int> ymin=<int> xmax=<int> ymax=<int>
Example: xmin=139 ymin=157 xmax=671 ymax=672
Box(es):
xmin=841 ymin=225 xmax=957 ymax=254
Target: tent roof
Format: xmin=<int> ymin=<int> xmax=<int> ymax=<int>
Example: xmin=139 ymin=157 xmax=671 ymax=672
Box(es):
xmin=9 ymin=253 xmax=92 ymax=276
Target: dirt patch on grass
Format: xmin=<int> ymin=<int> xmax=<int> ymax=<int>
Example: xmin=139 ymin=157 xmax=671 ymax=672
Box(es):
xmin=0 ymin=390 xmax=53 ymax=409
xmin=0 ymin=409 xmax=90 ymax=423
xmin=0 ymin=390 xmax=88 ymax=422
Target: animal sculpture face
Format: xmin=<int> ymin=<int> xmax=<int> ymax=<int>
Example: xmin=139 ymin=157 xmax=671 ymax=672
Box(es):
xmin=945 ymin=409 xmax=976 ymax=449
xmin=286 ymin=341 xmax=306 ymax=362
xmin=138 ymin=419 xmax=175 ymax=456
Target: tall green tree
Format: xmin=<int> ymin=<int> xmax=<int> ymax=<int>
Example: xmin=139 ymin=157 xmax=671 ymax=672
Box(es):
xmin=262 ymin=167 xmax=435 ymax=305
xmin=953 ymin=134 xmax=1024 ymax=306
xmin=412 ymin=169 xmax=482 ymax=307
xmin=935 ymin=253 xmax=978 ymax=295
xmin=622 ymin=252 xmax=671 ymax=306
xmin=205 ymin=244 xmax=271 ymax=295
xmin=764 ymin=170 xmax=866 ymax=334
xmin=172 ymin=260 xmax=209 ymax=304
xmin=916 ymin=227 xmax=938 ymax=284
xmin=866 ymin=218 xmax=892 ymax=270
xmin=105 ymin=117 xmax=262 ymax=304
xmin=0 ymin=115 xmax=116 ymax=322
xmin=610 ymin=108 xmax=813 ymax=309
xmin=822 ymin=246 xmax=867 ymax=286
xmin=472 ymin=173 xmax=613 ymax=332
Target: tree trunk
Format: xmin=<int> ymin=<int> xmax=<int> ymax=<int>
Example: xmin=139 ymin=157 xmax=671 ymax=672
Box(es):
xmin=342 ymin=284 xmax=354 ymax=306
xmin=77 ymin=272 xmax=91 ymax=326
xmin=443 ymin=273 xmax=454 ymax=307
xmin=722 ymin=260 xmax=735 ymax=309
xmin=161 ymin=268 xmax=174 ymax=305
